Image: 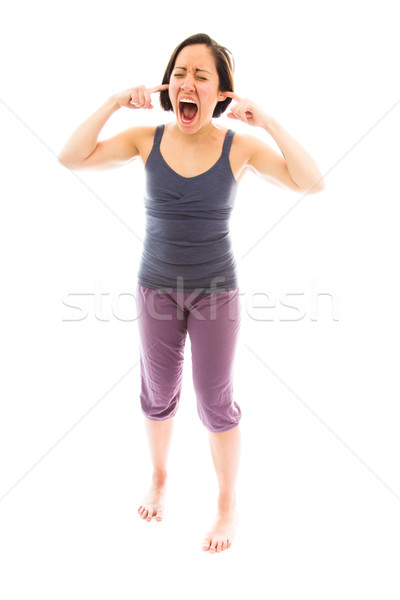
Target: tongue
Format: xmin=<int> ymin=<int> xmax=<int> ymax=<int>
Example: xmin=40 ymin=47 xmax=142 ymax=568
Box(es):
xmin=182 ymin=103 xmax=197 ymax=120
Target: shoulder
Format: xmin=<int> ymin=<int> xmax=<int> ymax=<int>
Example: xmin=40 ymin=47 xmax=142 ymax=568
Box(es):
xmin=230 ymin=130 xmax=264 ymax=153
xmin=230 ymin=130 xmax=286 ymax=170
xmin=228 ymin=130 xmax=263 ymax=166
xmin=124 ymin=125 xmax=159 ymax=162
xmin=232 ymin=131 xmax=302 ymax=191
xmin=127 ymin=125 xmax=158 ymax=148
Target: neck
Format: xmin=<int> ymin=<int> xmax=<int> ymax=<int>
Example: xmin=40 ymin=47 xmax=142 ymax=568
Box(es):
xmin=168 ymin=119 xmax=218 ymax=144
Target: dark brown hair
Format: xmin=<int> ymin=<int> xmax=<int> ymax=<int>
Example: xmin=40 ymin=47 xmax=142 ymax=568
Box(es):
xmin=159 ymin=33 xmax=235 ymax=118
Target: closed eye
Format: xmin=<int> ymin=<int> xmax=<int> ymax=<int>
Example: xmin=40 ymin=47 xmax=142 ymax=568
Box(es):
xmin=173 ymin=74 xmax=207 ymax=80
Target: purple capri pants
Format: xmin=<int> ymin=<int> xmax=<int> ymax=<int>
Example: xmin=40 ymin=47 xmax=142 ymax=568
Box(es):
xmin=135 ymin=284 xmax=242 ymax=433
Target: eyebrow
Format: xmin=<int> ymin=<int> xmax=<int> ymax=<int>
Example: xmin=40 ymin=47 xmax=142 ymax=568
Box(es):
xmin=174 ymin=66 xmax=212 ymax=74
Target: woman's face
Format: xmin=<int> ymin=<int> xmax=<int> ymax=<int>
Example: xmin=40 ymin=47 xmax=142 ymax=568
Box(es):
xmin=168 ymin=43 xmax=226 ymax=133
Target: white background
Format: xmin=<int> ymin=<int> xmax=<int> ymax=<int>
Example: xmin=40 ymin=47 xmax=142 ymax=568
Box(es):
xmin=1 ymin=0 xmax=399 ymax=598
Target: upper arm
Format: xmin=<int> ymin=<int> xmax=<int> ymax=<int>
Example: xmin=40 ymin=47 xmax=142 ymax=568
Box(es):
xmin=58 ymin=126 xmax=143 ymax=171
xmin=242 ymin=134 xmax=302 ymax=192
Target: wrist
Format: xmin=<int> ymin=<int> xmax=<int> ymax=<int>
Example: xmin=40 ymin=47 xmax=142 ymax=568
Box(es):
xmin=261 ymin=114 xmax=278 ymax=131
xmin=108 ymin=95 xmax=121 ymax=112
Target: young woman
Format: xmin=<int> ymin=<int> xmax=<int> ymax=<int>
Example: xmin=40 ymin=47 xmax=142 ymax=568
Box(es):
xmin=58 ymin=33 xmax=325 ymax=554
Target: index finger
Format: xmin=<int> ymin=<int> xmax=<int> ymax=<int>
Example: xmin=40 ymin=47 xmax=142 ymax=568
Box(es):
xmin=221 ymin=91 xmax=242 ymax=102
xmin=147 ymin=84 xmax=170 ymax=94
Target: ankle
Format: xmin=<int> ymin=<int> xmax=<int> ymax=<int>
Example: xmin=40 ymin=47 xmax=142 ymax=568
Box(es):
xmin=152 ymin=469 xmax=167 ymax=485
xmin=217 ymin=493 xmax=237 ymax=512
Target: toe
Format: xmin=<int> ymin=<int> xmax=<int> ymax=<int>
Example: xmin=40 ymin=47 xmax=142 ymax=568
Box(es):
xmin=155 ymin=509 xmax=163 ymax=521
xmin=202 ymin=539 xmax=211 ymax=551
xmin=209 ymin=542 xmax=216 ymax=553
xmin=141 ymin=508 xmax=148 ymax=519
xmin=216 ymin=541 xmax=222 ymax=552
xmin=147 ymin=509 xmax=153 ymax=521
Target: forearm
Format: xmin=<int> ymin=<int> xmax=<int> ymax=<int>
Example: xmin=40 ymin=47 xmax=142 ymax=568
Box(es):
xmin=263 ymin=118 xmax=325 ymax=191
xmin=58 ymin=95 xmax=120 ymax=163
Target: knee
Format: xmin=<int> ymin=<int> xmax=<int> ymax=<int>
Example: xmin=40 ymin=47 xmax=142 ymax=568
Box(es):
xmin=196 ymin=395 xmax=242 ymax=433
xmin=140 ymin=392 xmax=180 ymax=421
xmin=141 ymin=402 xmax=179 ymax=421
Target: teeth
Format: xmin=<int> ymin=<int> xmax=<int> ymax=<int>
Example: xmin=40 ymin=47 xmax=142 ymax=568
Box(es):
xmin=180 ymin=99 xmax=197 ymax=104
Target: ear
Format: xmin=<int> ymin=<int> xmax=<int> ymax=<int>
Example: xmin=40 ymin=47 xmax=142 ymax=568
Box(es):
xmin=217 ymin=91 xmax=227 ymax=102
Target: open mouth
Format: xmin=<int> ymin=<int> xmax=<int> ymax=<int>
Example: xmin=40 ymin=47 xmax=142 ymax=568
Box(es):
xmin=179 ymin=99 xmax=199 ymax=124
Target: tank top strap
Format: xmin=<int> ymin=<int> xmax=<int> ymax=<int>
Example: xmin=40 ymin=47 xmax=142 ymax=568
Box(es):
xmin=222 ymin=128 xmax=235 ymax=155
xmin=153 ymin=124 xmax=165 ymax=146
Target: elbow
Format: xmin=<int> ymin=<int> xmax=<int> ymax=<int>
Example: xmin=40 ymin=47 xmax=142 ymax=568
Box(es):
xmin=57 ymin=155 xmax=81 ymax=170
xmin=57 ymin=154 xmax=70 ymax=168
xmin=306 ymin=179 xmax=326 ymax=194
xmin=315 ymin=174 xmax=326 ymax=192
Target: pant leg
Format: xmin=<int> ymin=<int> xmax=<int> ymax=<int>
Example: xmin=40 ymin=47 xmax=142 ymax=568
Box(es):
xmin=136 ymin=284 xmax=188 ymax=421
xmin=187 ymin=288 xmax=242 ymax=433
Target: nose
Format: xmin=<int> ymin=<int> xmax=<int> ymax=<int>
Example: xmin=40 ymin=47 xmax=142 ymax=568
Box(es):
xmin=180 ymin=73 xmax=195 ymax=90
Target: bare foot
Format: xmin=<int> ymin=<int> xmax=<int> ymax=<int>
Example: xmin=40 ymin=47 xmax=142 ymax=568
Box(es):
xmin=201 ymin=505 xmax=239 ymax=553
xmin=138 ymin=479 xmax=167 ymax=522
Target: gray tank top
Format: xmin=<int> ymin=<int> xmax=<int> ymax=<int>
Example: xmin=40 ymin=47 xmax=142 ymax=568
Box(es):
xmin=137 ymin=123 xmax=239 ymax=293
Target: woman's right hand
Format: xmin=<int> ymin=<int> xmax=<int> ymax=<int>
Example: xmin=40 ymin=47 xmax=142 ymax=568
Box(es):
xmin=113 ymin=84 xmax=169 ymax=109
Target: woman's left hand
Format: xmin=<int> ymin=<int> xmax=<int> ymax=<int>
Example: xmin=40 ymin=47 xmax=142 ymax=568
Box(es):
xmin=221 ymin=92 xmax=272 ymax=128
